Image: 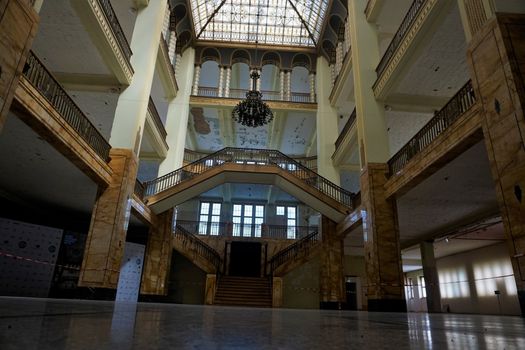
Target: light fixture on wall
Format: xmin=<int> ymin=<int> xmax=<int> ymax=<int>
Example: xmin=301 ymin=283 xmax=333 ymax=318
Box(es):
xmin=232 ymin=69 xmax=274 ymax=127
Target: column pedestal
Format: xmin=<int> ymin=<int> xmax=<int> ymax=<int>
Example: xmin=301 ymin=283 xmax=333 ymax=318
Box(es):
xmin=79 ymin=149 xmax=138 ymax=289
xmin=140 ymin=209 xmax=174 ymax=295
xmin=361 ymin=163 xmax=406 ymax=312
xmin=466 ymin=13 xmax=525 ymax=316
xmin=319 ymin=216 xmax=345 ymax=309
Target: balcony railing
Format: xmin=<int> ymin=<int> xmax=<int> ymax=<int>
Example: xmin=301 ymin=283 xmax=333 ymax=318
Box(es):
xmin=269 ymin=230 xmax=321 ymax=275
xmin=22 ymin=52 xmax=111 ymax=162
xmin=183 ymin=149 xmax=317 ymax=171
xmin=388 ymin=80 xmax=476 ymax=176
xmin=97 ymin=0 xmax=132 ymax=62
xmin=334 ymin=108 xmax=357 ymax=151
xmin=194 ymin=86 xmax=314 ymax=103
xmin=176 ymin=220 xmax=318 ymax=240
xmin=143 ymin=147 xmax=358 ymax=209
xmin=174 ymin=224 xmax=222 ymax=272
xmin=375 ymin=0 xmax=426 ymax=80
xmin=148 ymin=97 xmax=167 ymax=140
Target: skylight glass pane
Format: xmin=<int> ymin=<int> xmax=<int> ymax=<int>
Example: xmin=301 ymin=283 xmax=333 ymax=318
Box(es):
xmin=189 ymin=0 xmax=329 ymax=47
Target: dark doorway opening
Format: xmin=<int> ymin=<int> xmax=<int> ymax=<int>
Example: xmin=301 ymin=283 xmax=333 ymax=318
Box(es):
xmin=229 ymin=241 xmax=261 ymax=277
xmin=345 ymin=281 xmax=357 ymax=310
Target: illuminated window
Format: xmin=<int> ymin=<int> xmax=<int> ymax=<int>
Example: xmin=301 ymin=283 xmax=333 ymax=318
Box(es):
xmin=419 ymin=276 xmax=427 ymax=298
xmin=199 ymin=202 xmax=221 ymax=235
xmin=405 ymin=278 xmax=414 ymax=299
xmin=276 ymin=205 xmax=297 ymax=239
xmin=233 ymin=204 xmax=264 ymax=237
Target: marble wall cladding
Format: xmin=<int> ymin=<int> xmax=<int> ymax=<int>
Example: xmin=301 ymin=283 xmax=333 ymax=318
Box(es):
xmin=141 ymin=209 xmax=173 ymax=295
xmin=79 ymin=148 xmax=138 ymax=289
xmin=0 ymin=0 xmax=38 ymax=132
xmin=204 ymin=274 xmax=217 ymax=305
xmin=319 ymin=216 xmax=345 ymax=303
xmin=272 ymin=277 xmax=283 ymax=307
xmin=360 ymin=164 xmax=404 ymax=301
xmin=467 ymin=14 xmax=525 ymax=304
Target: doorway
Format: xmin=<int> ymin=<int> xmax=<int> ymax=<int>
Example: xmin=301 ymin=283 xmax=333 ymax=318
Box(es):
xmin=229 ymin=242 xmax=261 ymax=277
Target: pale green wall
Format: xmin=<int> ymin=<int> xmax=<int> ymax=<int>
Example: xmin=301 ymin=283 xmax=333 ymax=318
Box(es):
xmin=282 ymin=257 xmax=320 ymax=309
xmin=167 ymin=251 xmax=206 ymax=304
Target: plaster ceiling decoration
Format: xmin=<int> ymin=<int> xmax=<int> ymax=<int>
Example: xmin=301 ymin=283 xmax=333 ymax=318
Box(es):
xmin=189 ymin=0 xmax=329 ymax=47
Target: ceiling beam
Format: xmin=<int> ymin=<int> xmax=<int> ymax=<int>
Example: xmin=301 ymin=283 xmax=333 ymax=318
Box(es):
xmin=287 ymin=0 xmax=318 ymax=45
xmin=196 ymin=0 xmax=227 ymax=39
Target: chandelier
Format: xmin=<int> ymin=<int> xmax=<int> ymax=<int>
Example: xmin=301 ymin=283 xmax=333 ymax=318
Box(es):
xmin=232 ymin=71 xmax=274 ymax=127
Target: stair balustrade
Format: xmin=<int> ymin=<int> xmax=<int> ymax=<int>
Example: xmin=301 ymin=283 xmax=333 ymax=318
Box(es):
xmin=143 ymin=147 xmax=357 ymax=208
xmin=268 ymin=230 xmax=321 ymax=276
xmin=174 ymin=224 xmax=223 ymax=272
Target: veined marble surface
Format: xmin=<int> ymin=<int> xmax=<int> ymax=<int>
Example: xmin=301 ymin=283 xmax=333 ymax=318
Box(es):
xmin=0 ymin=297 xmax=524 ymax=349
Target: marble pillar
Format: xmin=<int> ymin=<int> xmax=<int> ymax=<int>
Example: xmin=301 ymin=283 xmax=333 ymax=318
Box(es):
xmin=79 ymin=149 xmax=138 ymax=289
xmin=140 ymin=209 xmax=174 ymax=295
xmin=319 ymin=216 xmax=345 ymax=309
xmin=192 ymin=65 xmax=201 ymax=96
xmin=335 ymin=41 xmax=343 ymax=76
xmin=466 ymin=13 xmax=525 ymax=316
xmin=168 ymin=31 xmax=177 ymax=64
xmin=279 ymin=70 xmax=285 ymax=100
xmin=420 ymin=240 xmax=442 ymax=313
xmin=272 ymin=277 xmax=283 ymax=308
xmin=217 ymin=66 xmax=224 ymax=97
xmin=204 ymin=274 xmax=217 ymax=305
xmin=309 ymin=72 xmax=316 ymax=102
xmin=224 ymin=66 xmax=231 ymax=98
xmin=361 ymin=163 xmax=406 ymax=312
xmin=256 ymin=69 xmax=261 ymax=92
xmin=0 ymin=0 xmax=39 ymax=133
xmin=285 ymin=71 xmax=291 ymax=101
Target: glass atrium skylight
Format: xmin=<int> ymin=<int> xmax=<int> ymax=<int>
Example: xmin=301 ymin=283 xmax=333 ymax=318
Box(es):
xmin=190 ymin=0 xmax=329 ymax=47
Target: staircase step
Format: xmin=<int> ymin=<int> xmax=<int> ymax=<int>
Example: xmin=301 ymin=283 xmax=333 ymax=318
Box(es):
xmin=213 ymin=276 xmax=272 ymax=308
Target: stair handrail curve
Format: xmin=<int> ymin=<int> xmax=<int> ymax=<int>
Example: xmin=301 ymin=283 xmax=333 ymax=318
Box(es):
xmin=268 ymin=230 xmax=321 ymax=276
xmin=143 ymin=148 xmax=357 ymax=208
xmin=174 ymin=224 xmax=223 ymax=273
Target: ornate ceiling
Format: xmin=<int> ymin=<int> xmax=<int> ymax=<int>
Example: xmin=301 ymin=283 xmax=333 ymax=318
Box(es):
xmin=189 ymin=0 xmax=329 ymax=47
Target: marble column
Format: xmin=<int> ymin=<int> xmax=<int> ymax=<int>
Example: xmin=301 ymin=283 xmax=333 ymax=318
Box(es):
xmin=204 ymin=274 xmax=217 ymax=305
xmin=140 ymin=209 xmax=174 ymax=295
xmin=224 ymin=66 xmax=231 ymax=98
xmin=420 ymin=240 xmax=442 ymax=313
xmin=319 ymin=215 xmax=345 ymax=309
xmin=344 ymin=20 xmax=351 ymax=54
xmin=335 ymin=41 xmax=343 ymax=76
xmin=285 ymin=71 xmax=291 ymax=101
xmin=279 ymin=70 xmax=285 ymax=100
xmin=192 ymin=64 xmax=201 ymax=96
xmin=174 ymin=53 xmax=182 ymax=77
xmin=162 ymin=4 xmax=170 ymax=41
xmin=361 ymin=163 xmax=405 ymax=311
xmin=0 ymin=0 xmax=39 ymax=133
xmin=466 ymin=13 xmax=525 ymax=316
xmin=272 ymin=277 xmax=283 ymax=308
xmin=217 ymin=66 xmax=225 ymax=97
xmin=309 ymin=72 xmax=316 ymax=102
xmin=79 ymin=149 xmax=138 ymax=289
xmin=255 ymin=69 xmax=261 ymax=92
xmin=329 ymin=64 xmax=336 ymax=86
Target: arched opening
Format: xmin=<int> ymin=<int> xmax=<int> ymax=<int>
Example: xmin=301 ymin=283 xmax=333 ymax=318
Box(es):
xmin=199 ymin=60 xmax=220 ymax=96
xmin=230 ymin=62 xmax=250 ymax=99
xmin=260 ymin=64 xmax=280 ymax=100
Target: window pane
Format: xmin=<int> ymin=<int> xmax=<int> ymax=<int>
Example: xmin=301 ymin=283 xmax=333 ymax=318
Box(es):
xmin=211 ymin=215 xmax=220 ymax=222
xmin=287 ymin=226 xmax=296 ymax=239
xmin=198 ymin=222 xmax=208 ymax=235
xmin=276 ymin=206 xmax=285 ymax=215
xmin=288 ymin=207 xmax=296 ymax=218
xmin=244 ymin=205 xmax=252 ymax=217
xmin=255 ymin=205 xmax=264 ymax=218
xmin=233 ymin=216 xmax=241 ymax=224
xmin=200 ymin=215 xmax=208 ymax=223
xmin=210 ymin=221 xmax=219 ymax=236
xmin=200 ymin=202 xmax=210 ymax=214
xmin=233 ymin=223 xmax=241 ymax=236
xmin=233 ymin=204 xmax=242 ymax=216
xmin=243 ymin=223 xmax=252 ymax=237
xmin=287 ymin=219 xmax=296 ymax=227
xmin=212 ymin=203 xmax=221 ymax=215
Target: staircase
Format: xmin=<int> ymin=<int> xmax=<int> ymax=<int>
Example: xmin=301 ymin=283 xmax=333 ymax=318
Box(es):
xmin=269 ymin=230 xmax=322 ymax=277
xmin=173 ymin=224 xmax=223 ymax=274
xmin=214 ymin=276 xmax=272 ymax=308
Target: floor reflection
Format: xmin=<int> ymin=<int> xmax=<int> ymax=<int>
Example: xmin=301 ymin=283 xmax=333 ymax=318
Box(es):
xmin=0 ymin=297 xmax=524 ymax=349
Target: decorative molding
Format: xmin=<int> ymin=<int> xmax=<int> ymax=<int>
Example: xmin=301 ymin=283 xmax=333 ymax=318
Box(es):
xmin=73 ymin=0 xmax=134 ymax=85
xmin=365 ymin=0 xmax=384 ymax=22
xmin=372 ymin=0 xmax=440 ymax=100
xmin=157 ymin=37 xmax=179 ymax=99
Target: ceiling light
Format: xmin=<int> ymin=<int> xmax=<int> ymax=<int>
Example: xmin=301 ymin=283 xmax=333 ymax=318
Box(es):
xmin=231 ymin=71 xmax=273 ymax=128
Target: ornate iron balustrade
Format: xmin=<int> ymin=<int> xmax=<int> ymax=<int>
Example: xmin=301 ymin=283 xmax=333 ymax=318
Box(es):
xmin=143 ymin=147 xmax=357 ymax=208
xmin=195 ymin=86 xmax=315 ymax=103
xmin=22 ymin=52 xmax=111 ymax=161
xmin=375 ymin=0 xmax=426 ymax=80
xmin=97 ymin=0 xmax=133 ymax=62
xmin=176 ymin=220 xmax=318 ymax=240
xmin=268 ymin=230 xmax=321 ymax=275
xmin=334 ymin=108 xmax=357 ymax=150
xmin=174 ymin=224 xmax=222 ymax=272
xmin=183 ymin=149 xmax=317 ymax=170
xmin=388 ymin=80 xmax=476 ymax=176
xmin=148 ymin=97 xmax=167 ymax=139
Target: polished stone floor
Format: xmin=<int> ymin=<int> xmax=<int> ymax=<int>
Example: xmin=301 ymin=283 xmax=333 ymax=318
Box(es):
xmin=0 ymin=297 xmax=524 ymax=349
